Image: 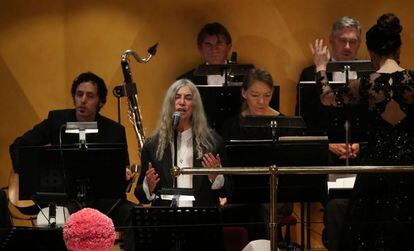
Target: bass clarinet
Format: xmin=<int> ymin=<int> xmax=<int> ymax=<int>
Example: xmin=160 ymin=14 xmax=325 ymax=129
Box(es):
xmin=120 ymin=44 xmax=158 ymax=154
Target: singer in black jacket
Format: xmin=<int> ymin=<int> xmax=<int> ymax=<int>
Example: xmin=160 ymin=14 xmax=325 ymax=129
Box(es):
xmin=134 ymin=79 xmax=228 ymax=206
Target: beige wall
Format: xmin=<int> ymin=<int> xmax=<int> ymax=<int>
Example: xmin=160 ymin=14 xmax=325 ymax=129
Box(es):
xmin=2 ymin=0 xmax=414 ymax=247
xmin=1 ymin=0 xmax=414 ymax=188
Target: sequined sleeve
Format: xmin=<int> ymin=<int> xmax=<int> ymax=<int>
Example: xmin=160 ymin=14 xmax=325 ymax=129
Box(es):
xmin=316 ymin=70 xmax=362 ymax=106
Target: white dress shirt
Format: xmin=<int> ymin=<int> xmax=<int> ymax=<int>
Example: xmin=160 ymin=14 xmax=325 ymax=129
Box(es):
xmin=176 ymin=128 xmax=194 ymax=207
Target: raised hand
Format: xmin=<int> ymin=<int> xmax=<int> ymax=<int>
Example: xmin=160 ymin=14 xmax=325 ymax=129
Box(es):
xmin=310 ymin=39 xmax=331 ymax=72
xmin=202 ymin=153 xmax=221 ymax=181
xmin=145 ymin=162 xmax=160 ymax=194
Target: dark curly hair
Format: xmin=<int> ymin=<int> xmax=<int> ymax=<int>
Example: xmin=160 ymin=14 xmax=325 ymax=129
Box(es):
xmin=71 ymin=72 xmax=108 ymax=110
xmin=366 ymin=13 xmax=402 ymax=57
xmin=197 ymin=22 xmax=232 ymax=46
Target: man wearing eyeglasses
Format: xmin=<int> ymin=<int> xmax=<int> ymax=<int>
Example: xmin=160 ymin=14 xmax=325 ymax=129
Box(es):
xmin=298 ymin=16 xmax=363 ymax=159
xmin=329 ymin=17 xmax=361 ymax=61
xmin=297 ymin=16 xmax=361 ymax=130
xmin=295 ymin=16 xmax=363 ymax=251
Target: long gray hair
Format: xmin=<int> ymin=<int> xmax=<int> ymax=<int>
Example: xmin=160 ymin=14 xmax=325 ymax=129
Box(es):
xmin=153 ymin=79 xmax=215 ymax=160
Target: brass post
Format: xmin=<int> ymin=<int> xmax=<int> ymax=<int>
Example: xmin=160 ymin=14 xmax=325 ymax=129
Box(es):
xmin=172 ymin=165 xmax=414 ymax=250
xmin=269 ymin=165 xmax=278 ymax=251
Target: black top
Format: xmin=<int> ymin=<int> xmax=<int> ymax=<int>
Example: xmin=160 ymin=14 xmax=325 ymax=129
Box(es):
xmin=319 ymin=70 xmax=414 ymax=164
xmin=318 ymin=70 xmax=414 ymax=250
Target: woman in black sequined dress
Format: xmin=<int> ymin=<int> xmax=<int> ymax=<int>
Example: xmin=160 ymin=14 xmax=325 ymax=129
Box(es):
xmin=311 ymin=13 xmax=414 ymax=250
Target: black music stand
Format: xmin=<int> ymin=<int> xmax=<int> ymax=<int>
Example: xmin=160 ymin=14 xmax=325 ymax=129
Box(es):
xmin=132 ymin=206 xmax=224 ymax=251
xmin=158 ymin=188 xmax=195 ymax=208
xmin=298 ymin=60 xmax=373 ymax=138
xmin=298 ymin=81 xmax=369 ymax=142
xmin=327 ymin=60 xmax=374 ymax=165
xmin=15 ymin=144 xmax=127 ymax=211
xmin=327 ymin=60 xmax=374 ymax=74
xmin=194 ymin=63 xmax=254 ymax=86
xmin=239 ymin=115 xmax=306 ymax=141
xmin=225 ymin=136 xmax=329 ymax=203
xmin=196 ymin=85 xmax=280 ymax=132
xmin=0 ymin=227 xmax=66 ymax=251
xmin=227 ymin=115 xmax=317 ymax=202
xmin=225 ymin=123 xmax=329 ymax=250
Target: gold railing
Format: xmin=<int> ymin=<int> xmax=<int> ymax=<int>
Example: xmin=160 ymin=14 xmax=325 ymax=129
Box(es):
xmin=172 ymin=165 xmax=414 ymax=251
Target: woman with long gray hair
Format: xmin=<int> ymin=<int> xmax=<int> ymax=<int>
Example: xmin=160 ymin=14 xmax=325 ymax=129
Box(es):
xmin=135 ymin=79 xmax=228 ymax=207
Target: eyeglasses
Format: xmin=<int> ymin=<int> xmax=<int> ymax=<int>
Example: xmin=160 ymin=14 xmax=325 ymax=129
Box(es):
xmin=337 ymin=38 xmax=359 ymax=46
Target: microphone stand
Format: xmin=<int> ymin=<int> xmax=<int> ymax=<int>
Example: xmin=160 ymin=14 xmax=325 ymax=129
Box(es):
xmin=171 ymin=127 xmax=179 ymax=208
xmin=327 ymin=60 xmax=374 ymax=166
xmin=222 ymin=52 xmax=237 ymax=87
xmin=112 ymin=85 xmax=124 ymax=124
xmin=344 ymin=65 xmax=351 ymax=166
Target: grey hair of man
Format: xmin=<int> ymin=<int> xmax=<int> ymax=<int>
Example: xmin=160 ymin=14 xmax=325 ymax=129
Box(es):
xmin=153 ymin=79 xmax=216 ymax=160
xmin=331 ymin=16 xmax=362 ymax=40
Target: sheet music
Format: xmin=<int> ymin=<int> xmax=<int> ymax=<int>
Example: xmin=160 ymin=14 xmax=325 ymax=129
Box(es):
xmin=298 ymin=81 xmax=346 ymax=85
xmin=160 ymin=195 xmax=195 ymax=201
xmin=279 ymin=136 xmax=328 ymax=141
xmin=327 ymin=176 xmax=356 ymax=192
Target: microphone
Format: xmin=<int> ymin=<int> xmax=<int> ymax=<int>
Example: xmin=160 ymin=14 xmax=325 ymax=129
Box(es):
xmin=172 ymin=112 xmax=181 ymax=130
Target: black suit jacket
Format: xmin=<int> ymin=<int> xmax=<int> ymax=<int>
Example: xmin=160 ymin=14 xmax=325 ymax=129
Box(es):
xmin=135 ymin=132 xmax=228 ymax=206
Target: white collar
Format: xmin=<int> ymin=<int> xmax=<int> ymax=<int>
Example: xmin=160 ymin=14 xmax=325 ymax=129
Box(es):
xmin=179 ymin=128 xmax=192 ymax=142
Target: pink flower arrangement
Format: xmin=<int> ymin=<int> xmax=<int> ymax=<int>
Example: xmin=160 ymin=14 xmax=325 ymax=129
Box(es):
xmin=63 ymin=208 xmax=116 ymax=251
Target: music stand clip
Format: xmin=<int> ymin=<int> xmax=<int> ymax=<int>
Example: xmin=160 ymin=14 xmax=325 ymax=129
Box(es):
xmin=194 ymin=63 xmax=254 ymax=86
xmin=65 ymin=122 xmax=98 ymax=149
xmin=240 ymin=115 xmax=306 ymax=141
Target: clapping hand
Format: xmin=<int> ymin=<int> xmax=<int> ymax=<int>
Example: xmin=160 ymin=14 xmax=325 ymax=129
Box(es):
xmin=125 ymin=162 xmax=137 ymax=181
xmin=202 ymin=153 xmax=221 ymax=181
xmin=329 ymin=143 xmax=360 ymax=160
